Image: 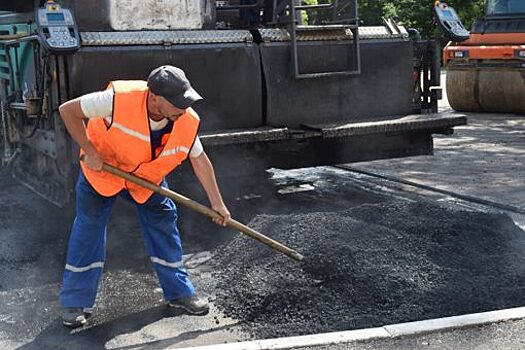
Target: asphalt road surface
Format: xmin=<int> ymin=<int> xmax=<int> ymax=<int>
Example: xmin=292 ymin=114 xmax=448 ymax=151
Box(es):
xmin=1 ymin=160 xmax=524 ymax=349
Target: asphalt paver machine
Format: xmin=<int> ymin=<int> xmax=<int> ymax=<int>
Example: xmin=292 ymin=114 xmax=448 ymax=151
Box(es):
xmin=439 ymin=0 xmax=525 ymax=113
xmin=0 ymin=0 xmax=465 ymax=206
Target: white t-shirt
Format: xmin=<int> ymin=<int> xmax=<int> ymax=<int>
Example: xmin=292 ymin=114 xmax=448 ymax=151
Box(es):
xmin=79 ymin=90 xmax=203 ymax=158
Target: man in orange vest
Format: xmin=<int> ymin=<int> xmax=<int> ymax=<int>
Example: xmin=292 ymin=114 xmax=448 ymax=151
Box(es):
xmin=58 ymin=65 xmax=231 ymax=328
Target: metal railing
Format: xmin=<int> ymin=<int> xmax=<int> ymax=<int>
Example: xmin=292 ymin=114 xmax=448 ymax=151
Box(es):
xmin=288 ymin=0 xmax=360 ymax=79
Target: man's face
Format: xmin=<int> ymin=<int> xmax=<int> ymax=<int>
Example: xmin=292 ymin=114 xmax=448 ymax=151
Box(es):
xmin=148 ymin=93 xmax=186 ymax=122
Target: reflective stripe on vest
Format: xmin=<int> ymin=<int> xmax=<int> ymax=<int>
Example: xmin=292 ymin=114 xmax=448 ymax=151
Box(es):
xmin=111 ymin=121 xmax=151 ymax=143
xmin=159 ymin=146 xmax=191 ymax=158
xmin=81 ymin=80 xmax=200 ymax=203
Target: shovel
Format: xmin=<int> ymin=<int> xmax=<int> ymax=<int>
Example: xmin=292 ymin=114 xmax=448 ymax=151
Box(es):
xmin=88 ymin=160 xmax=304 ymax=261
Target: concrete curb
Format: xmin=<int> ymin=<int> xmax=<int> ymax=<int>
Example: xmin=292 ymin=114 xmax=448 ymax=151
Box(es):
xmin=174 ymin=306 xmax=525 ymax=350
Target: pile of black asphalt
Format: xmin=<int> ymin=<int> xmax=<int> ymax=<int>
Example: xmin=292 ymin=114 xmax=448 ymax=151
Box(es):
xmin=212 ymin=200 xmax=525 ymax=339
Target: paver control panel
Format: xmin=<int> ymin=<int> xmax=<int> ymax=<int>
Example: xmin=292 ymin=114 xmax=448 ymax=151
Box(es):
xmin=36 ymin=1 xmax=80 ymax=54
xmin=434 ymin=2 xmax=470 ymax=42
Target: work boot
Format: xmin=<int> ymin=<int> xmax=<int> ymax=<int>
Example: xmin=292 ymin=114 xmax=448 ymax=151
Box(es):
xmin=62 ymin=307 xmax=88 ymax=328
xmin=83 ymin=307 xmax=94 ymax=319
xmin=168 ymin=295 xmax=209 ymax=315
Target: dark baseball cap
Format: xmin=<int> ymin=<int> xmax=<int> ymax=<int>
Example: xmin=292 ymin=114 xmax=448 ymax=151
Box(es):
xmin=147 ymin=65 xmax=203 ymax=109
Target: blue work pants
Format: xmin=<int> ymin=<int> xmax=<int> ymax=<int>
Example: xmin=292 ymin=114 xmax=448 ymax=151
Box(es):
xmin=59 ymin=171 xmax=195 ymax=308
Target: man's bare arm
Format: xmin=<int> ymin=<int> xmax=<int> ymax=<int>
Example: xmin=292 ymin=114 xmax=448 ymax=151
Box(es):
xmin=59 ymin=99 xmax=103 ymax=171
xmin=190 ymin=151 xmax=230 ymax=226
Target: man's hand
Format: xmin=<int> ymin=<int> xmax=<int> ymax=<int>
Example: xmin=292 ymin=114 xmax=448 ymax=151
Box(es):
xmin=82 ymin=151 xmax=104 ymax=171
xmin=212 ymin=203 xmax=231 ymax=227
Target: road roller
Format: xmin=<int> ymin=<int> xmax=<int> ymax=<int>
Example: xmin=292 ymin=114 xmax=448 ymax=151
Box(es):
xmin=439 ymin=0 xmax=525 ymax=114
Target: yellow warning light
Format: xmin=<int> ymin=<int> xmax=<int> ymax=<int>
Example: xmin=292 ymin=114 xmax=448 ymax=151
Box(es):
xmin=47 ymin=0 xmax=57 ymax=10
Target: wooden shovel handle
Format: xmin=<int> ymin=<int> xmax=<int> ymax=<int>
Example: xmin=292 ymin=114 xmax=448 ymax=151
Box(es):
xmin=93 ymin=160 xmax=304 ymax=261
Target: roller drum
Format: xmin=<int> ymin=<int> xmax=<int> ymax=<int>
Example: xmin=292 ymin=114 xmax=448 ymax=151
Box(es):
xmin=447 ymin=68 xmax=525 ymax=114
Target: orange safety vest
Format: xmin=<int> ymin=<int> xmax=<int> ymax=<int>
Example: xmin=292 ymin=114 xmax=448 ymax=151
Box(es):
xmin=80 ymin=80 xmax=200 ymax=203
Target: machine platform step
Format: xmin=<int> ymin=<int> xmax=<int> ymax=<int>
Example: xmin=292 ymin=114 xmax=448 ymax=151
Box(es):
xmin=200 ymin=127 xmax=289 ymax=145
xmin=200 ymin=113 xmax=467 ymax=146
xmin=302 ymin=113 xmax=467 ymax=138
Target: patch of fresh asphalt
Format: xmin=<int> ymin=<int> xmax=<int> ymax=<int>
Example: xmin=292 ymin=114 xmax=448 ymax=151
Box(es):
xmin=210 ymin=197 xmax=525 ymax=340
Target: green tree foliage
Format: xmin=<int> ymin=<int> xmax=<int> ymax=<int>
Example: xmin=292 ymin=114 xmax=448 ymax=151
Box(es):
xmin=302 ymin=0 xmax=319 ymax=24
xmin=358 ymin=0 xmax=486 ymax=38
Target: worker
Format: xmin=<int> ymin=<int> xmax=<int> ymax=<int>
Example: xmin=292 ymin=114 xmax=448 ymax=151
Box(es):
xmin=57 ymin=65 xmax=231 ymax=328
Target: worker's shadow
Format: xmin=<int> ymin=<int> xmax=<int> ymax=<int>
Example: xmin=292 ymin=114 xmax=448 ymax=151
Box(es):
xmin=17 ymin=306 xmax=236 ymax=350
